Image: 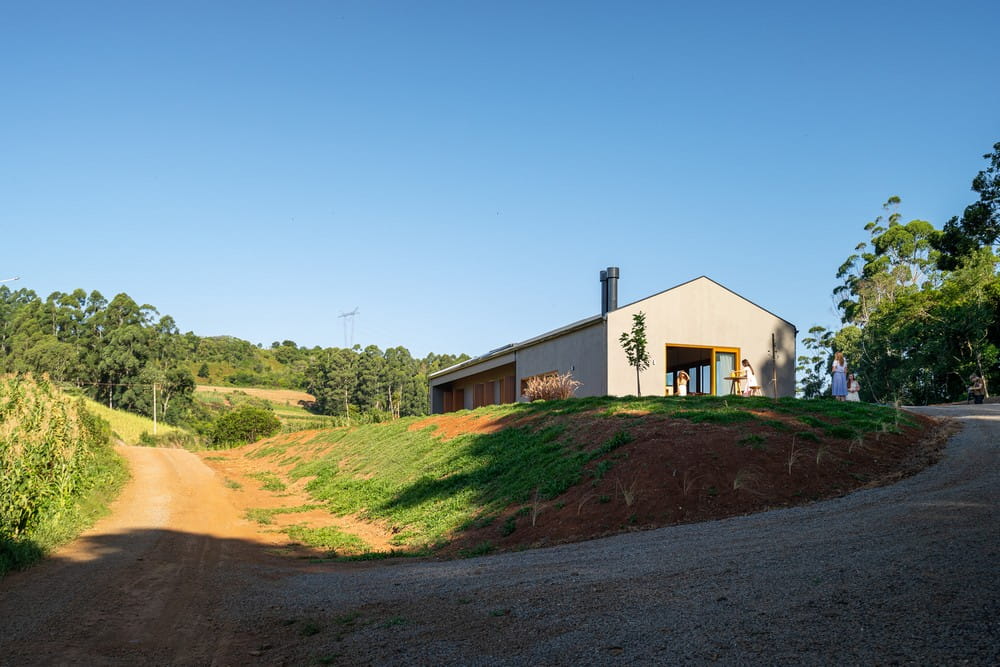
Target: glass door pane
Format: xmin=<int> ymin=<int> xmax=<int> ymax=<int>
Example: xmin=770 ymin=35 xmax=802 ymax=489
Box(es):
xmin=714 ymin=352 xmax=736 ymax=396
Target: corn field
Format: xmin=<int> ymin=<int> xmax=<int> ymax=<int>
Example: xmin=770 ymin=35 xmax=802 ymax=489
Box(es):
xmin=0 ymin=374 xmax=113 ymax=542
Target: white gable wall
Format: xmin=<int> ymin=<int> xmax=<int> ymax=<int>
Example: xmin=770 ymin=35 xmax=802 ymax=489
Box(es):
xmin=605 ymin=277 xmax=796 ymax=397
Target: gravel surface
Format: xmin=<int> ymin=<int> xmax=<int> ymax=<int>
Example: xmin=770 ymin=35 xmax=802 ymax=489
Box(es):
xmin=225 ymin=403 xmax=999 ymax=665
xmin=1 ymin=404 xmax=995 ymax=666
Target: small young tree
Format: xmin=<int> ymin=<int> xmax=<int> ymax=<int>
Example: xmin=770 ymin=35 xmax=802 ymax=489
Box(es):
xmin=619 ymin=311 xmax=650 ymax=397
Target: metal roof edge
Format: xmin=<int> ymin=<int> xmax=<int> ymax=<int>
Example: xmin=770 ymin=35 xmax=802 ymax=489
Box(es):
xmin=428 ymin=314 xmax=605 ymax=380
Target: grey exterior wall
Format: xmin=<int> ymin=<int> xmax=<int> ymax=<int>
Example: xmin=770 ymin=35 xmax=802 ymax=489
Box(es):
xmin=605 ymin=277 xmax=796 ymax=397
xmin=516 ymin=320 xmax=607 ymax=398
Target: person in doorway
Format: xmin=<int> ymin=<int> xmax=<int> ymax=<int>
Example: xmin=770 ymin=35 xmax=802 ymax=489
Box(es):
xmin=831 ymin=352 xmax=848 ymax=401
xmin=846 ymin=373 xmax=861 ymax=402
xmin=741 ymin=359 xmax=759 ymax=396
xmin=676 ymin=370 xmax=690 ymax=396
xmin=968 ymin=373 xmax=986 ymax=405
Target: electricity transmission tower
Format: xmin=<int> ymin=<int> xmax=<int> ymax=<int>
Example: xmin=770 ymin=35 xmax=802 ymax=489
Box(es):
xmin=339 ymin=307 xmax=359 ymax=348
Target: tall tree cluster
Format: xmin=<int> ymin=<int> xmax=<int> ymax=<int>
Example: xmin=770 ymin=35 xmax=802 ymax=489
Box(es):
xmin=0 ymin=288 xmax=197 ymax=423
xmin=0 ymin=286 xmax=469 ymax=424
xmin=798 ymin=143 xmax=1000 ymax=403
xmin=303 ymin=345 xmax=468 ymax=419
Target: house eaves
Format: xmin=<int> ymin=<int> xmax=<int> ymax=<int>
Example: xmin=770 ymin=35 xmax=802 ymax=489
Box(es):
xmin=428 ymin=313 xmax=605 ymax=381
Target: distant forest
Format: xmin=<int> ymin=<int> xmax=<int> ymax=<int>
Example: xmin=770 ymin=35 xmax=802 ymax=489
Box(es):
xmin=0 ymin=286 xmax=468 ymax=429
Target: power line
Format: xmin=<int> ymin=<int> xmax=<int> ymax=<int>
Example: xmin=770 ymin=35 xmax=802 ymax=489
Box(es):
xmin=338 ymin=307 xmax=359 ymax=348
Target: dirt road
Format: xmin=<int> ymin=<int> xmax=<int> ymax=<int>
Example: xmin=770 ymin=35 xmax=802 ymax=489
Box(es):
xmin=1 ymin=405 xmax=997 ymax=665
xmin=0 ymin=446 xmax=283 ymax=665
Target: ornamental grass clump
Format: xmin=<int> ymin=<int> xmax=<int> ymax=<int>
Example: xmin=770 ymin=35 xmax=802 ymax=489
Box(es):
xmin=521 ymin=372 xmax=582 ymax=401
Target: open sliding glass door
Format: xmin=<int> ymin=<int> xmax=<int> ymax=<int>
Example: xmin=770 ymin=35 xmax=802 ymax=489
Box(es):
xmin=713 ymin=350 xmax=737 ymax=396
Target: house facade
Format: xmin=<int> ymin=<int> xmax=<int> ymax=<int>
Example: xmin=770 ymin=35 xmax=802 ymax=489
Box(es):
xmin=428 ymin=269 xmax=797 ymax=413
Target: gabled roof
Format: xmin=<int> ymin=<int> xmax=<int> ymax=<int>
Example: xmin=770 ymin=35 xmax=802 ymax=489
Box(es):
xmin=428 ymin=275 xmax=795 ymax=380
xmin=619 ymin=275 xmax=797 ymax=331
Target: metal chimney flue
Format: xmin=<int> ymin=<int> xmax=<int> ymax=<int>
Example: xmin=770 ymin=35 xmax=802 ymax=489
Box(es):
xmin=606 ymin=266 xmax=619 ymax=312
xmin=601 ymin=266 xmax=619 ymax=315
xmin=600 ymin=270 xmax=608 ymax=315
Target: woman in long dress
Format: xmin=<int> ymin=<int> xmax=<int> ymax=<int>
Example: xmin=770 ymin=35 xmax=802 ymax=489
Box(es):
xmin=741 ymin=359 xmax=759 ymax=396
xmin=831 ymin=352 xmax=847 ymax=401
xmin=846 ymin=373 xmax=860 ymax=402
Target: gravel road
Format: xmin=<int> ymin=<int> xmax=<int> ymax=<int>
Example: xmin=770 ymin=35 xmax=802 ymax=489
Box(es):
xmin=230 ymin=403 xmax=999 ymax=665
xmin=1 ymin=404 xmax=996 ymax=666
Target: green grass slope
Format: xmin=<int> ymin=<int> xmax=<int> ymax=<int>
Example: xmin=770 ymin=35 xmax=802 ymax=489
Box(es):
xmin=78 ymin=396 xmax=188 ymax=445
xmin=230 ymin=395 xmax=924 ymax=557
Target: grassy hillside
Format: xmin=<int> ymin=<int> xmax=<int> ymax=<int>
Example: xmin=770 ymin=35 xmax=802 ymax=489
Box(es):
xmin=205 ymin=395 xmax=943 ymax=560
xmin=78 ymin=396 xmax=189 ymax=446
xmin=1 ymin=375 xmax=129 ymax=574
xmin=194 ymin=385 xmax=340 ymax=433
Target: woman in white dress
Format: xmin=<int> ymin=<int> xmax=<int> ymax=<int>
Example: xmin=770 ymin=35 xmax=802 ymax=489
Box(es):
xmin=676 ymin=370 xmax=690 ymax=396
xmin=741 ymin=359 xmax=759 ymax=396
xmin=846 ymin=373 xmax=861 ymax=402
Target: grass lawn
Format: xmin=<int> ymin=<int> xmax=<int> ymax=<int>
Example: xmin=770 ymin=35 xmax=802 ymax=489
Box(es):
xmin=216 ymin=394 xmax=929 ymax=558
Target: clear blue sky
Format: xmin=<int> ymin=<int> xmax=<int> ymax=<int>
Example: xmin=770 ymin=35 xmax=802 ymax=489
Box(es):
xmin=3 ymin=1 xmax=998 ymax=358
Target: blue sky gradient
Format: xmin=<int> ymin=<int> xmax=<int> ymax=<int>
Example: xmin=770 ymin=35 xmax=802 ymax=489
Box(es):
xmin=3 ymin=1 xmax=998 ymax=357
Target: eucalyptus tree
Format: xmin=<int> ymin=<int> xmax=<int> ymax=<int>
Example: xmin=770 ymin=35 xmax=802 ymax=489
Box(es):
xmin=795 ymin=325 xmax=835 ymax=398
xmin=304 ymin=347 xmax=358 ymax=416
xmin=383 ymin=345 xmax=430 ymax=417
xmin=933 ymin=141 xmax=1000 ymax=269
xmin=353 ymin=344 xmax=386 ymax=413
xmin=834 ymin=197 xmax=940 ymax=326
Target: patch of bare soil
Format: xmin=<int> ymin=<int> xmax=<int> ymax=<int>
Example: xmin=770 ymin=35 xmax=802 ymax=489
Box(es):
xmin=408 ymin=412 xmax=539 ymax=439
xmin=434 ymin=409 xmax=954 ymax=557
xmin=195 ymin=384 xmax=314 ymax=405
xmin=205 ymin=407 xmax=954 ymax=560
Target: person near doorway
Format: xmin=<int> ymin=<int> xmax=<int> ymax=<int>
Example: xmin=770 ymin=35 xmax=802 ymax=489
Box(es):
xmin=676 ymin=370 xmax=690 ymax=396
xmin=831 ymin=352 xmax=848 ymax=401
xmin=741 ymin=359 xmax=760 ymax=396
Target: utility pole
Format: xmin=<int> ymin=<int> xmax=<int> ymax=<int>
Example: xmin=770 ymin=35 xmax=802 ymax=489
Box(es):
xmin=152 ymin=383 xmax=158 ymax=435
xmin=338 ymin=307 xmax=359 ymax=348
